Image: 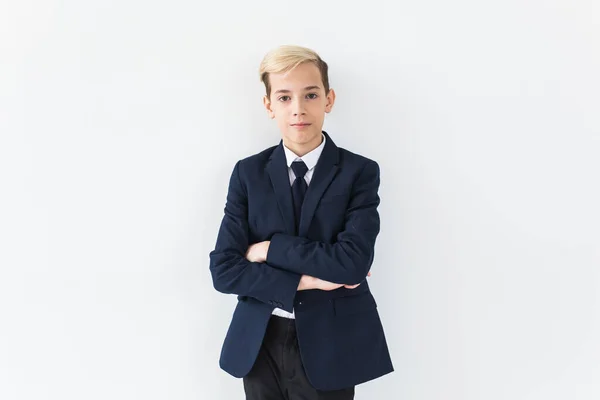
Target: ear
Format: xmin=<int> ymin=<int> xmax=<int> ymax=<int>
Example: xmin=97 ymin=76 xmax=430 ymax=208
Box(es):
xmin=263 ymin=95 xmax=275 ymax=119
xmin=324 ymin=88 xmax=336 ymax=113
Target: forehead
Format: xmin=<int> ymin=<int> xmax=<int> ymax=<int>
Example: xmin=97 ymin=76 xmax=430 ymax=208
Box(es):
xmin=269 ymin=62 xmax=323 ymax=91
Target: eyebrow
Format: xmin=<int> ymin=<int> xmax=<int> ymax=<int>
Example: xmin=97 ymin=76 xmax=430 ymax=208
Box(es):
xmin=273 ymin=86 xmax=321 ymax=95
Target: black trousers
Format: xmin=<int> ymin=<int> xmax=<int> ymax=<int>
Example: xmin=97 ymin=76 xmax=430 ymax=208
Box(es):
xmin=243 ymin=315 xmax=355 ymax=400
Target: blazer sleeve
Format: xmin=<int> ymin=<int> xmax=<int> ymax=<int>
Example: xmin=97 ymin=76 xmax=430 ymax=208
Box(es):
xmin=266 ymin=160 xmax=381 ymax=286
xmin=209 ymin=160 xmax=301 ymax=312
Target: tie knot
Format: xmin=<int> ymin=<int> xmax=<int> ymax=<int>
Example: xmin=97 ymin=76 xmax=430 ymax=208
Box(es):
xmin=291 ymin=160 xmax=308 ymax=179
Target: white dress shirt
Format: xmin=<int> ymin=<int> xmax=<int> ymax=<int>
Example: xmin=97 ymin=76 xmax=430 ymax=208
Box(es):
xmin=271 ymin=133 xmax=327 ymax=319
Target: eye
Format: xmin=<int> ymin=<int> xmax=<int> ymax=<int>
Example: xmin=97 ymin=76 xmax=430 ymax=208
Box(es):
xmin=278 ymin=95 xmax=290 ymax=102
xmin=306 ymin=93 xmax=318 ymax=99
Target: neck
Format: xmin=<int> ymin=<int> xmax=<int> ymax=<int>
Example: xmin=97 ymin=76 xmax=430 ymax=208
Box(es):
xmin=283 ymin=133 xmax=323 ymax=158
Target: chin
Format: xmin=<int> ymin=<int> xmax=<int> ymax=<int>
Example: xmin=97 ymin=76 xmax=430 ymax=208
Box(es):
xmin=286 ymin=130 xmax=319 ymax=143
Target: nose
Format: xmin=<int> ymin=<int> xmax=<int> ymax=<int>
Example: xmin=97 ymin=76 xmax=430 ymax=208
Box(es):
xmin=292 ymin=97 xmax=306 ymax=116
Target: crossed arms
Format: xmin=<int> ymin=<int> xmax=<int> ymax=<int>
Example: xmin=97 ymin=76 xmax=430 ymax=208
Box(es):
xmin=208 ymin=159 xmax=381 ymax=312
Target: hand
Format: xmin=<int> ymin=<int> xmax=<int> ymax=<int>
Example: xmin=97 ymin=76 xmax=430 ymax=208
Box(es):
xmin=342 ymin=270 xmax=372 ymax=289
xmin=297 ymin=271 xmax=372 ymax=291
xmin=245 ymin=241 xmax=270 ymax=263
xmin=298 ymin=275 xmax=343 ymax=291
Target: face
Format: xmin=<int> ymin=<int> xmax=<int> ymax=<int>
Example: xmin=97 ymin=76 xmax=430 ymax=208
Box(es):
xmin=263 ymin=62 xmax=335 ymax=154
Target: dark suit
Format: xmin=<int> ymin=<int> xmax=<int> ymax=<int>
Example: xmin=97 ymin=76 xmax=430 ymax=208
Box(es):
xmin=209 ymin=130 xmax=394 ymax=391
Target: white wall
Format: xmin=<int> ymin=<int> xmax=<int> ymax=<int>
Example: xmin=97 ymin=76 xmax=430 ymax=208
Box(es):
xmin=1 ymin=1 xmax=598 ymax=399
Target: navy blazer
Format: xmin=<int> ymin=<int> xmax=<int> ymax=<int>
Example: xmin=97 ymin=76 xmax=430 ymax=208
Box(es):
xmin=209 ymin=130 xmax=394 ymax=391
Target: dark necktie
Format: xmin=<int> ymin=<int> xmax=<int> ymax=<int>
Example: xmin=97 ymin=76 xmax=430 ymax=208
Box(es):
xmin=291 ymin=160 xmax=309 ymax=234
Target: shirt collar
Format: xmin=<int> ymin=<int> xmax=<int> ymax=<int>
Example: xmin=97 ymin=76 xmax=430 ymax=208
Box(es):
xmin=283 ymin=133 xmax=326 ymax=171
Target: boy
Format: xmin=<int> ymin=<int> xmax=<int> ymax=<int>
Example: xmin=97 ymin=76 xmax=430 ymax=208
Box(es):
xmin=209 ymin=45 xmax=394 ymax=399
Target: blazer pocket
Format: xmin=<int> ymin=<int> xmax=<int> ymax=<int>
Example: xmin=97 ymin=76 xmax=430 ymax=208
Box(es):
xmin=333 ymin=291 xmax=378 ymax=316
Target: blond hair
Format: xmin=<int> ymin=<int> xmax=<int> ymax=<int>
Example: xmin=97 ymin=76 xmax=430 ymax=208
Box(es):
xmin=259 ymin=45 xmax=330 ymax=99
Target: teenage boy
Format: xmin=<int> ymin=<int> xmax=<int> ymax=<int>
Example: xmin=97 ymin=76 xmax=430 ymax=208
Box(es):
xmin=209 ymin=45 xmax=394 ymax=399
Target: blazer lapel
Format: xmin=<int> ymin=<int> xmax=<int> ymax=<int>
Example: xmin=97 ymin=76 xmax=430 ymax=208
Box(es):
xmin=266 ymin=131 xmax=341 ymax=237
xmin=298 ymin=131 xmax=340 ymax=237
xmin=266 ymin=142 xmax=296 ymax=235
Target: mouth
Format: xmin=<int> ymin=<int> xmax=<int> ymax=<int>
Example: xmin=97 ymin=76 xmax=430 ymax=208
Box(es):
xmin=291 ymin=123 xmax=311 ymax=128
